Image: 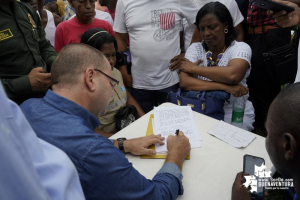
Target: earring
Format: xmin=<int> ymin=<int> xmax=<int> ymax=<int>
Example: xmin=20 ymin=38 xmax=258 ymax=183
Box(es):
xmin=224 ymin=29 xmax=228 ymax=34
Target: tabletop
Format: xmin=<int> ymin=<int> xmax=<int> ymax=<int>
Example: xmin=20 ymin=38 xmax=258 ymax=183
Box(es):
xmin=110 ymin=103 xmax=274 ymax=200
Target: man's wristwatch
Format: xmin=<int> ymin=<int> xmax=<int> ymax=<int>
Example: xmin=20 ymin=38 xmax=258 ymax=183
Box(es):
xmin=117 ymin=138 xmax=127 ymax=153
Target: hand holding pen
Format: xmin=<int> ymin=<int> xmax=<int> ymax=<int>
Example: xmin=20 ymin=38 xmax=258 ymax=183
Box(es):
xmin=166 ymin=129 xmax=191 ymax=169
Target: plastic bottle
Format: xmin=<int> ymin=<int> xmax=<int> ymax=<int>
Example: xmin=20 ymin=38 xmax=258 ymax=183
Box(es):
xmin=231 ymin=96 xmax=246 ymax=128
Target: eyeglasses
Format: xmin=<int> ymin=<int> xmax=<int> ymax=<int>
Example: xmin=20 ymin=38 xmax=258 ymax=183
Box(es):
xmin=94 ymin=69 xmax=119 ymax=89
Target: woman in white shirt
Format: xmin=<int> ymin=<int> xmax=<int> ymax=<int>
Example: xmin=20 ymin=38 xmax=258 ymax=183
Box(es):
xmin=179 ymin=2 xmax=255 ymax=131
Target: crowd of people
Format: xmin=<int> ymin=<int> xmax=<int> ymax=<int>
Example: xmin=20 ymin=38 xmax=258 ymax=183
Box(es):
xmin=1 ymin=0 xmax=300 ymax=199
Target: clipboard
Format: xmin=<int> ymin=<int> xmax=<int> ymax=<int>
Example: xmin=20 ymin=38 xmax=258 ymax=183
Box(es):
xmin=140 ymin=114 xmax=190 ymax=159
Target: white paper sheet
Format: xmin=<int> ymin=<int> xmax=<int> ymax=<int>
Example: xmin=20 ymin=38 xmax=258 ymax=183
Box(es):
xmin=153 ymin=106 xmax=202 ymax=152
xmin=207 ymin=121 xmax=256 ymax=148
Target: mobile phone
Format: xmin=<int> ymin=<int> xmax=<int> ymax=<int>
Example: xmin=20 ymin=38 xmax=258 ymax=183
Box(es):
xmin=243 ymin=154 xmax=265 ymax=200
xmin=251 ymin=0 xmax=295 ymax=13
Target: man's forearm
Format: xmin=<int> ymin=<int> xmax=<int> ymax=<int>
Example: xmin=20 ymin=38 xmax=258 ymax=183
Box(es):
xmin=235 ymin=23 xmax=244 ymax=42
xmin=115 ymin=32 xmax=128 ymax=51
xmin=165 ymin=152 xmax=185 ymax=171
xmin=119 ymin=65 xmax=132 ymax=87
xmin=190 ymin=26 xmax=202 ymax=44
xmin=126 ymin=91 xmax=145 ymax=117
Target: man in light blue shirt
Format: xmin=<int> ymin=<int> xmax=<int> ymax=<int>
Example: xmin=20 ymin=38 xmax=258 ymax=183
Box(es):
xmin=0 ymin=83 xmax=85 ymax=200
xmin=21 ymin=43 xmax=191 ymax=200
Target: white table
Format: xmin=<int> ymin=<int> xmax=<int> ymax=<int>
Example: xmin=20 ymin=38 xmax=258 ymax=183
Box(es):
xmin=110 ymin=103 xmax=274 ymax=200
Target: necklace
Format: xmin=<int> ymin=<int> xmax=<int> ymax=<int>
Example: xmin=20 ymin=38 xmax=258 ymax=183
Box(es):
xmin=206 ymin=46 xmax=226 ymax=66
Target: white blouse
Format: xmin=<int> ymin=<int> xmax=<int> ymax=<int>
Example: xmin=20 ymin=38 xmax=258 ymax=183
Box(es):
xmin=184 ymin=41 xmax=255 ymax=131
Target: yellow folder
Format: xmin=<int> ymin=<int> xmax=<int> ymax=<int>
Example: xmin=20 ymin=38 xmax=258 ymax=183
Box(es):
xmin=140 ymin=114 xmax=190 ymax=159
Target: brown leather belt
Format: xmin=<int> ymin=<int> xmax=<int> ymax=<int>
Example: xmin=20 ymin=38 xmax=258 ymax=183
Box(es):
xmin=248 ymin=25 xmax=279 ymax=34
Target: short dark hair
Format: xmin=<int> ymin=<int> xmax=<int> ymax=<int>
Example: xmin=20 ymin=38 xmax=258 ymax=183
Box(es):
xmin=270 ymin=83 xmax=300 ymax=140
xmin=80 ymin=28 xmax=118 ymax=52
xmin=51 ymin=43 xmax=106 ymax=86
xmin=195 ymin=2 xmax=236 ymax=50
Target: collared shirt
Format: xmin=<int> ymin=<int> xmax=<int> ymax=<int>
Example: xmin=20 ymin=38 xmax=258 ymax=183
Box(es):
xmin=21 ymin=89 xmax=184 ymax=200
xmin=97 ymin=67 xmax=127 ymax=133
xmin=0 ymin=84 xmax=84 ymax=200
xmin=247 ymin=0 xmax=278 ymax=27
xmin=0 ymin=1 xmax=56 ymax=103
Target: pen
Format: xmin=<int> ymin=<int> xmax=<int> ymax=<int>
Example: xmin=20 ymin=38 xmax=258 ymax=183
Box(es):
xmin=175 ymin=129 xmax=179 ymax=136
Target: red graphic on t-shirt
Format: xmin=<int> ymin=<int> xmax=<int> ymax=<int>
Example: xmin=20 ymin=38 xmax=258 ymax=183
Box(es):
xmin=160 ymin=13 xmax=175 ymax=30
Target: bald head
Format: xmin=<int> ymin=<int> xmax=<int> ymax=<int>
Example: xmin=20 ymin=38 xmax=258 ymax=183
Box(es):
xmin=51 ymin=43 xmax=106 ymax=87
xmin=265 ymin=83 xmax=300 ymax=180
xmin=268 ymin=83 xmax=300 ymax=139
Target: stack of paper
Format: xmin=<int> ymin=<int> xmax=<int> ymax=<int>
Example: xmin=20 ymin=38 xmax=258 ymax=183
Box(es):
xmin=153 ymin=106 xmax=202 ymax=152
xmin=207 ymin=121 xmax=256 ymax=148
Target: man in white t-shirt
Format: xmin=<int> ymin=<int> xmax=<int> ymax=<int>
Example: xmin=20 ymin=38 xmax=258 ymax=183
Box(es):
xmin=114 ymin=0 xmax=200 ymax=113
xmin=186 ymin=0 xmax=244 ymax=51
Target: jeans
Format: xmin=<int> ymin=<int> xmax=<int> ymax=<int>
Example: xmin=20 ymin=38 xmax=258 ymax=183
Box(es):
xmin=131 ymin=83 xmax=179 ymax=113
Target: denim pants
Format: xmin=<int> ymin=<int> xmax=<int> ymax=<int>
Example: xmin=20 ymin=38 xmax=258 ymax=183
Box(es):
xmin=131 ymin=83 xmax=179 ymax=113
